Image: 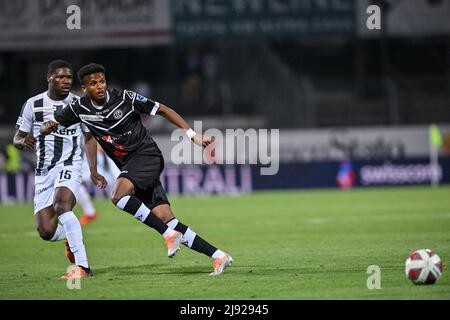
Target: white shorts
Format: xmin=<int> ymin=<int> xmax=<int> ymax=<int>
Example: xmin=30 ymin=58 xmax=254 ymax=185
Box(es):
xmin=33 ymin=165 xmax=82 ymax=214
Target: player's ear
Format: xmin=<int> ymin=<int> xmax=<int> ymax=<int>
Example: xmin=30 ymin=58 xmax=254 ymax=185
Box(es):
xmin=81 ymin=85 xmax=86 ymax=93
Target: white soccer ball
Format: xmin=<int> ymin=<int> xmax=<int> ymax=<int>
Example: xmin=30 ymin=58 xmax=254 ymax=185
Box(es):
xmin=405 ymin=249 xmax=443 ymax=285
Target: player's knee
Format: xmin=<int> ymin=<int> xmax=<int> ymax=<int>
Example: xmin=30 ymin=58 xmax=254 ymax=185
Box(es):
xmin=111 ymin=190 xmax=129 ymax=206
xmin=111 ymin=194 xmax=124 ymax=206
xmin=37 ymin=227 xmax=55 ymax=241
xmin=53 ymin=201 xmax=71 ymax=215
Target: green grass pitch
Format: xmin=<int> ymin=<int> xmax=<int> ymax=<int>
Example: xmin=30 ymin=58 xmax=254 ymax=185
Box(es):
xmin=1 ymin=186 xmax=449 ymax=300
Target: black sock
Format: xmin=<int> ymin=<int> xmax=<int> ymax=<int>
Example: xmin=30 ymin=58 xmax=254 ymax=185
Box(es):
xmin=172 ymin=220 xmax=188 ymax=233
xmin=116 ymin=195 xmax=169 ymax=235
xmin=167 ymin=219 xmax=218 ymax=258
xmin=191 ymin=236 xmax=217 ymax=258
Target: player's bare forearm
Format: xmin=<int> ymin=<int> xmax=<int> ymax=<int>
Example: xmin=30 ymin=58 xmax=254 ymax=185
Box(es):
xmin=13 ymin=130 xmax=36 ymax=150
xmin=157 ymin=104 xmax=190 ymax=130
xmin=84 ymin=133 xmax=98 ymax=173
xmin=157 ymin=104 xmax=212 ymax=148
xmin=84 ymin=133 xmax=107 ymax=189
xmin=39 ymin=120 xmax=59 ymax=135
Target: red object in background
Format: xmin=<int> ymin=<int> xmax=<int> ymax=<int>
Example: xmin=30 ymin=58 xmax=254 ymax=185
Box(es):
xmin=336 ymin=160 xmax=355 ymax=189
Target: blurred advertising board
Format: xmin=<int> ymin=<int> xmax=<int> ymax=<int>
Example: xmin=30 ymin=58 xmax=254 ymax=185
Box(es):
xmin=172 ymin=0 xmax=355 ymax=41
xmin=253 ymin=158 xmax=450 ymax=190
xmin=153 ymin=124 xmax=450 ymax=164
xmin=0 ymin=0 xmax=171 ymax=50
xmin=1 ymin=159 xmax=450 ymax=203
xmin=2 ymin=124 xmax=450 ymax=203
xmin=277 ymin=125 xmax=450 ymax=163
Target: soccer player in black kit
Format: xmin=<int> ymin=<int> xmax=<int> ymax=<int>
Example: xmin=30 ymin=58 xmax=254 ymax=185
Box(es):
xmin=40 ymin=63 xmax=232 ymax=276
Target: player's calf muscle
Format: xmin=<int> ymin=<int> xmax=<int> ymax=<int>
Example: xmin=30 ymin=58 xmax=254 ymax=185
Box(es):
xmin=35 ymin=209 xmax=58 ymax=240
xmin=37 ymin=225 xmax=57 ymax=240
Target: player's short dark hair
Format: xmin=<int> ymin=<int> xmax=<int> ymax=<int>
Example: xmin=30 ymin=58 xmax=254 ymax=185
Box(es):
xmin=47 ymin=60 xmax=72 ymax=76
xmin=77 ymin=63 xmax=106 ymax=84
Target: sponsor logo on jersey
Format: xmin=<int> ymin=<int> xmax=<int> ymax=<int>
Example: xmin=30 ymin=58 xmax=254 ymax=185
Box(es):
xmin=56 ymin=128 xmax=77 ymax=135
xmin=102 ymin=135 xmax=114 ymax=143
xmin=16 ymin=117 xmax=24 ymax=126
xmin=33 ymin=106 xmax=56 ymax=112
xmin=80 ymin=114 xmax=103 ymax=121
xmin=101 ymin=131 xmax=132 ymax=143
xmin=36 ymin=185 xmax=51 ymax=195
xmin=96 ymin=109 xmax=111 ymax=115
xmin=136 ymin=94 xmax=147 ymax=103
xmin=113 ymin=145 xmax=128 ymax=156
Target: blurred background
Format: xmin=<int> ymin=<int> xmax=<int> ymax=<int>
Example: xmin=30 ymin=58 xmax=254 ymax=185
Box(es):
xmin=1 ymin=0 xmax=450 ymax=203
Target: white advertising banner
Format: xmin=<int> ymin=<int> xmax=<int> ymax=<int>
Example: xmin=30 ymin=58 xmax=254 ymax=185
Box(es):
xmin=0 ymin=0 xmax=171 ymax=50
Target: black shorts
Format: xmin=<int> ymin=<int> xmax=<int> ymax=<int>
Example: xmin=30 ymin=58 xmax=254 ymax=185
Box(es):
xmin=135 ymin=179 xmax=170 ymax=210
xmin=118 ymin=146 xmax=170 ymax=209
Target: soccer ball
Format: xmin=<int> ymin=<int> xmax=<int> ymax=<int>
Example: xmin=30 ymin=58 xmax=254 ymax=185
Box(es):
xmin=405 ymin=249 xmax=443 ymax=285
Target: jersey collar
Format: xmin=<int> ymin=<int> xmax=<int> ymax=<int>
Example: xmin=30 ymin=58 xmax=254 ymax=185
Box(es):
xmin=90 ymin=91 xmax=110 ymax=110
xmin=45 ymin=91 xmax=72 ymax=104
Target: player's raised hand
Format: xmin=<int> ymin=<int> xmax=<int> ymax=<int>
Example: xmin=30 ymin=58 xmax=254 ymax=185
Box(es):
xmin=40 ymin=120 xmax=59 ymax=135
xmin=192 ymin=134 xmax=212 ymax=148
xmin=91 ymin=171 xmax=107 ymax=189
xmin=23 ymin=134 xmax=37 ymax=150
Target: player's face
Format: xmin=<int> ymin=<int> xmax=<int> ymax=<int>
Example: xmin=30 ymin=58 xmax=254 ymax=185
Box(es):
xmin=82 ymin=72 xmax=107 ymax=103
xmin=48 ymin=68 xmax=73 ymax=97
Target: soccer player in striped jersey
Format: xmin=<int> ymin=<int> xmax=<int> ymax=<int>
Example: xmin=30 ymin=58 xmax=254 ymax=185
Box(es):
xmin=13 ymin=60 xmax=95 ymax=279
xmin=41 ymin=63 xmax=233 ymax=276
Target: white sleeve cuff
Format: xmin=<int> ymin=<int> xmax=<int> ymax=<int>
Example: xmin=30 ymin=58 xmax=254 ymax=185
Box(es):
xmin=186 ymin=128 xmax=196 ymax=139
xmin=150 ymin=102 xmax=160 ymax=116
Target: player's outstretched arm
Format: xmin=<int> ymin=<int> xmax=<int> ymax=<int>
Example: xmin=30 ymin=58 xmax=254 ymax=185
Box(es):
xmin=84 ymin=132 xmax=107 ymax=189
xmin=39 ymin=120 xmax=59 ymax=135
xmin=157 ymin=104 xmax=212 ymax=148
xmin=13 ymin=130 xmax=36 ymax=150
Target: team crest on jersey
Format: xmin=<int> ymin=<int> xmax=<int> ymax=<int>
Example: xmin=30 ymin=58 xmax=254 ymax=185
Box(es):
xmin=113 ymin=110 xmax=123 ymax=119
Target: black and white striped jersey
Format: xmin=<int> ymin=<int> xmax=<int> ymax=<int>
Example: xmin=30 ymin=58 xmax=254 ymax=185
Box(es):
xmin=15 ymin=91 xmax=87 ymax=176
xmin=55 ymin=89 xmax=162 ymax=169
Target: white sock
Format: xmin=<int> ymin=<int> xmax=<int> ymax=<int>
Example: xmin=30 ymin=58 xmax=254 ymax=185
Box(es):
xmin=58 ymin=211 xmax=89 ymax=268
xmin=78 ymin=185 xmax=96 ymax=216
xmin=162 ymin=228 xmax=175 ymax=238
xmin=49 ymin=224 xmax=66 ymax=241
xmin=167 ymin=219 xmax=197 ymax=247
xmin=116 ymin=195 xmax=174 ymax=237
xmin=166 ymin=218 xmax=179 ymax=230
xmin=183 ymin=228 xmax=197 ymax=247
xmin=212 ymin=250 xmax=226 ymax=259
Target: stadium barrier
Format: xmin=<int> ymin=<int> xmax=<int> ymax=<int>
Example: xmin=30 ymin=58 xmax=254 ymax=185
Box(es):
xmin=1 ymin=158 xmax=449 ymax=204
